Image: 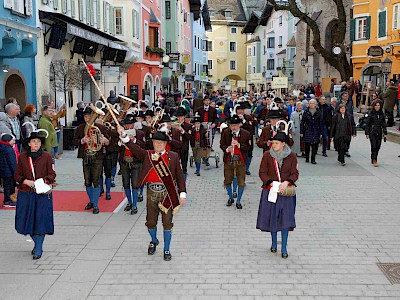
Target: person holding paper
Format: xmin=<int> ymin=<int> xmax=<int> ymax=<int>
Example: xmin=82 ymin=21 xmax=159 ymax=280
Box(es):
xmin=14 ymin=132 xmax=56 ymax=260
xmin=256 ymin=131 xmax=299 ymax=259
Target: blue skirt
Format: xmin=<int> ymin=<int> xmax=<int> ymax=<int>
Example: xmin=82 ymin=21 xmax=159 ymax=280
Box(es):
xmin=15 ymin=191 xmax=54 ymax=236
xmin=256 ymin=189 xmax=296 ymax=232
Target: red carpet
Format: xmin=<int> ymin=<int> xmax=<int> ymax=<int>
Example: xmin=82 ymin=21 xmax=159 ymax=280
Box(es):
xmin=0 ymin=191 xmax=126 ymax=212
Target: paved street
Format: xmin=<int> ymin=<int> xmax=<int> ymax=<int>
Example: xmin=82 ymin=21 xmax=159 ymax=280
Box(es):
xmin=1 ymin=133 xmax=400 ymax=299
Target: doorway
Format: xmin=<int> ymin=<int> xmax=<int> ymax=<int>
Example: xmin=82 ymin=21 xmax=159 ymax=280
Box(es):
xmin=5 ymin=74 xmax=26 ymax=107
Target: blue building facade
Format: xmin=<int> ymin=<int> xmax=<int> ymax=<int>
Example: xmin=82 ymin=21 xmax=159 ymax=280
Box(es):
xmin=0 ymin=0 xmax=38 ymax=108
xmin=191 ymin=0 xmax=210 ymax=92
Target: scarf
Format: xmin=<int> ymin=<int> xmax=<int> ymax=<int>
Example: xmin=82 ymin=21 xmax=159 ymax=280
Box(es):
xmin=309 ymin=108 xmax=317 ymax=116
xmin=269 ymin=145 xmax=291 ymax=167
xmin=27 ymin=148 xmax=43 ymax=161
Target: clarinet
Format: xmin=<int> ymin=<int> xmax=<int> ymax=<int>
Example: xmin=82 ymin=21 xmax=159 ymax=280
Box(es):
xmin=231 ymin=132 xmax=237 ymax=160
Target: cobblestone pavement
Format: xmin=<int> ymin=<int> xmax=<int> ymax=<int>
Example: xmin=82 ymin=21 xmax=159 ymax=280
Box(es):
xmin=1 ymin=133 xmax=400 ymax=300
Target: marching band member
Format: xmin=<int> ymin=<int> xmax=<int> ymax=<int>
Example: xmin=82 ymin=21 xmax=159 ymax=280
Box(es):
xmin=256 ymin=131 xmax=299 ymax=259
xmin=175 ymin=107 xmax=192 ymax=180
xmin=73 ymin=107 xmax=109 ymax=214
xmin=159 ymin=114 xmax=183 ymax=158
xmin=117 ymin=125 xmax=186 ymax=261
xmin=196 ymin=96 xmax=218 ymax=166
xmin=189 ymin=115 xmax=207 ymax=176
xmin=220 ymin=115 xmax=251 ymax=209
xmin=119 ymin=114 xmax=146 ymax=214
xmin=143 ymin=110 xmax=154 ymax=150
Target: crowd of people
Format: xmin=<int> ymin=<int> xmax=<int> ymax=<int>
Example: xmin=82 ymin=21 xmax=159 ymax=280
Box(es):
xmin=0 ymin=79 xmax=398 ymax=261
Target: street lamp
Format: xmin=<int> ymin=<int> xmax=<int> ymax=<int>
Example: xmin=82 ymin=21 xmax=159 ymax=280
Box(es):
xmin=315 ymin=67 xmax=321 ymax=83
xmin=382 ymin=57 xmax=393 ymax=89
xmin=301 ymin=58 xmax=307 ymax=67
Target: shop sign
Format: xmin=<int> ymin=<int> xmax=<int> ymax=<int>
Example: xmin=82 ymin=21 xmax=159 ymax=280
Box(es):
xmin=237 ymin=80 xmax=246 ymax=88
xmin=169 ymin=53 xmax=180 ymax=61
xmin=368 ymin=46 xmax=383 ymax=57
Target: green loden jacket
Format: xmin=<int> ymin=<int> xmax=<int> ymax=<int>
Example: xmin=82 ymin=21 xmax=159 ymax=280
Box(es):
xmin=37 ymin=115 xmax=57 ymax=153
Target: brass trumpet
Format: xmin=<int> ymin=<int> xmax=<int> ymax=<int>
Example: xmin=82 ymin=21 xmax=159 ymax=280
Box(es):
xmin=118 ymin=95 xmax=137 ymax=122
xmin=150 ymin=108 xmax=165 ymax=133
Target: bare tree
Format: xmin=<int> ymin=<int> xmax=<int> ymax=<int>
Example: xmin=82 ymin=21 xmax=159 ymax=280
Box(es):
xmin=268 ymin=0 xmax=352 ymax=81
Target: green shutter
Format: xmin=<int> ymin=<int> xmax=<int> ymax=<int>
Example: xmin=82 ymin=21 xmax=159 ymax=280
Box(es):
xmin=378 ymin=11 xmax=386 ymax=38
xmin=366 ymin=16 xmax=371 ymax=39
xmin=350 ymin=18 xmax=355 ymax=42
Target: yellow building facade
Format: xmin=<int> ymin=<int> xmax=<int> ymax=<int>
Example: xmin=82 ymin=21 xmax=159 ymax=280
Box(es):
xmin=352 ymin=0 xmax=400 ymax=87
xmin=206 ymin=23 xmax=247 ymax=89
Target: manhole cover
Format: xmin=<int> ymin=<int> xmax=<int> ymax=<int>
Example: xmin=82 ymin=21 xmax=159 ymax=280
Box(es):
xmin=377 ymin=263 xmax=400 ymax=284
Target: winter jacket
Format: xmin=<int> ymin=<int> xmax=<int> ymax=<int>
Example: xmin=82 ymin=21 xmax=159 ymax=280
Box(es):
xmin=37 ymin=115 xmax=57 ymax=153
xmin=300 ymin=108 xmax=322 ymax=144
xmin=0 ymin=112 xmax=12 ymax=135
xmin=330 ymin=113 xmax=356 ymax=139
xmin=365 ymin=110 xmax=387 ymax=136
xmin=0 ymin=141 xmax=17 ymax=178
xmin=318 ymin=103 xmax=331 ymax=127
xmin=381 ymin=86 xmax=397 ymax=112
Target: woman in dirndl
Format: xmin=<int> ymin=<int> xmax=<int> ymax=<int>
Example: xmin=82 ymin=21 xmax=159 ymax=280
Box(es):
xmin=256 ymin=131 xmax=299 ymax=259
xmin=14 ymin=132 xmax=56 ymax=260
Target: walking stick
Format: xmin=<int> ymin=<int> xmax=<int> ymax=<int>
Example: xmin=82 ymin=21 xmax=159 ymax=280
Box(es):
xmin=81 ymin=59 xmax=120 ymax=126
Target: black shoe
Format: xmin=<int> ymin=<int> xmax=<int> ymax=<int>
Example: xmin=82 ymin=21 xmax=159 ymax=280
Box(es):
xmin=226 ymin=198 xmax=234 ymax=206
xmin=311 ymin=161 xmax=317 ymax=165
xmin=131 ymin=207 xmax=138 ymax=214
xmin=148 ymin=240 xmax=159 ymax=255
xmin=138 ymin=195 xmax=144 ymax=202
xmin=100 ymin=190 xmax=104 ymax=197
xmin=236 ymin=203 xmax=242 ymax=209
xmin=93 ymin=207 xmax=100 ymax=214
xmin=246 ymin=170 xmax=251 ymax=175
xmin=124 ymin=203 xmax=132 ymax=211
xmin=197 ymin=173 xmax=200 ymax=176
xmin=84 ymin=203 xmax=93 ymax=210
xmin=341 ymin=162 xmax=346 ymax=166
xmin=282 ymin=253 xmax=288 ymax=259
xmin=327 ymin=147 xmax=331 ymax=150
xmin=118 ymin=170 xmax=121 ymax=175
xmin=233 ymin=192 xmax=238 ymax=198
xmin=345 ymin=152 xmax=351 ymax=157
xmin=270 ymin=247 xmax=277 ymax=253
xmin=301 ymin=153 xmax=306 ymax=158
xmin=322 ymin=153 xmax=328 ymax=157
xmin=305 ymin=159 xmax=309 ymax=163
xmin=111 ymin=182 xmax=116 ymax=188
xmin=205 ymin=162 xmax=210 ymax=166
xmin=106 ymin=193 xmax=111 ymax=200
xmin=32 ymin=254 xmax=42 ymax=260
xmin=164 ymin=250 xmax=172 ymax=261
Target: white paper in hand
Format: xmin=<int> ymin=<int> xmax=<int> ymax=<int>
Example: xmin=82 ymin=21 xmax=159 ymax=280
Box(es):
xmin=268 ymin=181 xmax=280 ymax=203
xmin=34 ymin=178 xmax=52 ymax=194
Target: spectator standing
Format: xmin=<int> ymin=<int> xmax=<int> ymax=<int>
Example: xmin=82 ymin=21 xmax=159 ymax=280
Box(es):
xmin=347 ymin=77 xmax=355 ymax=104
xmin=381 ymin=81 xmax=397 ymax=127
xmin=315 ymin=83 xmax=322 ymax=97
xmin=290 ymin=102 xmax=304 ymax=157
xmin=192 ymin=91 xmax=204 ymax=114
xmin=22 ymin=104 xmax=38 ymax=139
xmin=365 ymin=100 xmax=387 ymax=167
xmin=292 ymin=85 xmax=301 ymax=97
xmin=37 ymin=106 xmax=57 ymax=157
xmin=355 ymin=80 xmax=362 ymax=112
xmin=318 ymin=96 xmax=331 ymax=157
xmin=0 ymin=134 xmax=18 ymax=207
xmin=300 ymin=99 xmax=321 ymax=164
xmin=4 ymin=103 xmax=22 ymax=152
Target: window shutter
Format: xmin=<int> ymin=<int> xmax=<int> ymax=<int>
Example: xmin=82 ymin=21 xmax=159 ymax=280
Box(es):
xmin=4 ymin=0 xmax=13 ymax=9
xmin=71 ymin=0 xmax=75 ymax=17
xmin=350 ymin=18 xmax=355 ymax=42
xmin=378 ymin=11 xmax=386 ymax=37
xmin=132 ymin=9 xmax=136 ymax=37
xmin=86 ymin=0 xmax=91 ymax=25
xmin=78 ymin=0 xmax=84 ymax=21
xmin=25 ymin=0 xmax=33 ymax=15
xmin=90 ymin=0 xmax=94 ymax=26
xmin=110 ymin=6 xmax=115 ymax=35
xmin=96 ymin=0 xmax=100 ymax=29
xmin=53 ymin=0 xmax=59 ymax=10
xmin=366 ymin=16 xmax=371 ymax=39
xmin=156 ymin=28 xmax=159 ymax=47
xmin=61 ymin=0 xmax=67 ymax=13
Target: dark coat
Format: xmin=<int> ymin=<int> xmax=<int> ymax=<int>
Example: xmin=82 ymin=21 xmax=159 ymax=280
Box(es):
xmin=124 ymin=140 xmax=186 ymax=193
xmin=259 ymin=150 xmax=299 ymax=188
xmin=365 ymin=110 xmax=387 ymax=136
xmin=335 ymin=99 xmax=354 ymax=119
xmin=192 ymin=96 xmax=203 ymax=114
xmin=72 ymin=122 xmax=109 ymax=159
xmin=382 ymin=86 xmax=397 ymax=112
xmin=189 ymin=125 xmax=207 ymax=148
xmin=180 ymin=122 xmax=192 ymax=151
xmin=167 ymin=127 xmax=183 ymax=158
xmin=196 ymin=106 xmax=218 ymax=126
xmin=330 ymin=113 xmax=356 ymax=139
xmin=257 ymin=123 xmax=294 ymax=152
xmin=105 ymin=127 xmax=120 ymax=153
xmin=300 ymin=109 xmax=322 ymax=144
xmin=220 ymin=128 xmax=251 ymax=163
xmin=318 ymin=103 xmax=331 ymax=127
xmin=0 ymin=141 xmax=17 ymax=178
xmin=14 ymin=151 xmax=56 ymax=193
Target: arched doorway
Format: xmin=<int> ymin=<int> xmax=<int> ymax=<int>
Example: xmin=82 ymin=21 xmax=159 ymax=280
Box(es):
xmin=5 ymin=73 xmax=26 ymax=107
xmin=143 ymin=74 xmax=153 ymax=103
xmin=361 ymin=64 xmax=383 ymax=88
xmin=325 ymin=20 xmax=339 ymax=54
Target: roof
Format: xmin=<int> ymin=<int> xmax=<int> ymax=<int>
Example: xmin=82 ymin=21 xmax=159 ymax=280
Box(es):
xmin=189 ymin=0 xmax=202 ymax=20
xmin=295 ymin=10 xmax=322 ymax=26
xmin=287 ymin=36 xmax=296 ymax=46
xmin=202 ymin=1 xmax=212 ymax=31
xmin=149 ymin=9 xmax=161 ymax=24
xmin=241 ymin=11 xmax=261 ymax=33
xmin=245 ymin=36 xmax=261 ymax=44
xmin=207 ymin=0 xmax=247 ymax=22
xmin=276 ymin=49 xmax=286 ymax=55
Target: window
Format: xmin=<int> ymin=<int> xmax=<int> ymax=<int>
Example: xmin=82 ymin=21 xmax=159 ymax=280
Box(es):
xmin=247 ymin=64 xmax=251 ymax=73
xmin=267 ymin=20 xmax=274 ymax=30
xmin=229 ymin=42 xmax=236 ymax=52
xmin=278 ymin=36 xmax=282 ymax=47
xmin=194 ymin=36 xmax=197 ymax=48
xmin=149 ymin=27 xmax=159 ymax=47
xmin=209 ymin=11 xmax=215 ymax=17
xmin=263 ymin=30 xmax=266 ymax=39
xmin=252 ymin=66 xmax=256 ymax=73
xmin=6 ymin=0 xmax=32 ymax=15
xmin=184 ymin=11 xmax=188 ymax=23
xmin=208 ymin=60 xmax=213 ymax=70
xmin=231 ymin=27 xmax=237 ymax=34
xmin=229 ymin=60 xmax=236 ymax=70
xmin=132 ymin=9 xmax=139 ymax=37
xmin=279 ymin=15 xmax=283 ymax=26
xmin=166 ymin=42 xmax=171 ymax=53
xmin=144 ymin=21 xmax=149 ymax=47
xmin=166 ymin=1 xmax=171 ymax=19
xmin=394 ymin=4 xmax=400 ymax=29
xmin=114 ymin=8 xmax=123 ymax=35
xmin=356 ymin=17 xmax=367 ymax=40
xmin=253 ymin=46 xmax=256 ymax=56
xmin=225 ymin=11 xmax=232 ymax=18
xmin=267 ymin=59 xmax=274 ymax=70
xmin=378 ymin=10 xmax=387 ymax=38
xmin=267 ymin=37 xmax=275 ymax=48
xmin=202 ymin=40 xmax=207 ymax=51
xmin=207 ymin=40 xmax=213 ymax=51
xmin=247 ymin=46 xmax=252 ymax=56
xmin=263 ymin=45 xmax=266 ymax=55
